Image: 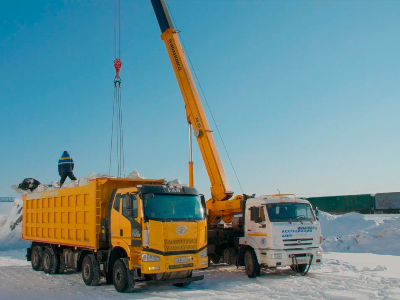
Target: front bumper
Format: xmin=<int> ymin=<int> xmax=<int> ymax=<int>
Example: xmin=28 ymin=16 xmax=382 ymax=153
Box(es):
xmin=140 ymin=251 xmax=208 ymax=274
xmin=258 ymin=248 xmax=322 ymax=267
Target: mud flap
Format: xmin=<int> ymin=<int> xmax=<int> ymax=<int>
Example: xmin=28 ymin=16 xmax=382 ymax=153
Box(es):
xmin=26 ymin=247 xmax=32 ymax=262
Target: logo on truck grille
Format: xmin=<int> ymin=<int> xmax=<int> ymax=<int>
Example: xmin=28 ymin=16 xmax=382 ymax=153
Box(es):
xmin=175 ymin=225 xmax=188 ymax=235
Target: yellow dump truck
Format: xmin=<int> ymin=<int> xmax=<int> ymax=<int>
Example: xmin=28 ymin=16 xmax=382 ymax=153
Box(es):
xmin=22 ymin=177 xmax=208 ymax=292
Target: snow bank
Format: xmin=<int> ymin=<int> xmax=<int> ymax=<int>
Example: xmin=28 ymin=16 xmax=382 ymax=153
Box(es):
xmin=0 ymin=198 xmax=29 ymax=251
xmin=320 ymin=211 xmax=400 ymax=255
xmin=319 ymin=211 xmax=377 ymax=237
xmin=0 ymin=215 xmax=8 ymax=230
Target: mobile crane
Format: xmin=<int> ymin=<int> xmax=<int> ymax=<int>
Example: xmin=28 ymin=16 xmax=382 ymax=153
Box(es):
xmin=150 ymin=0 xmax=323 ymax=277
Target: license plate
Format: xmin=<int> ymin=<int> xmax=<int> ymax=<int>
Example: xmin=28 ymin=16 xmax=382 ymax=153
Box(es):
xmin=175 ymin=257 xmax=190 ymax=263
xmin=295 ymin=257 xmax=308 ymax=264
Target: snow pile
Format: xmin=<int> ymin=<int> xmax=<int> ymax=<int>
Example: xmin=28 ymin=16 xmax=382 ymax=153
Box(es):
xmin=11 ymin=170 xmax=150 ymax=196
xmin=319 ymin=211 xmax=377 ymax=237
xmin=0 ymin=215 xmax=8 ymax=230
xmin=167 ymin=179 xmax=186 ymax=186
xmin=320 ymin=211 xmax=400 ymax=255
xmin=126 ymin=170 xmax=145 ymax=179
xmin=0 ymin=198 xmax=29 ymax=251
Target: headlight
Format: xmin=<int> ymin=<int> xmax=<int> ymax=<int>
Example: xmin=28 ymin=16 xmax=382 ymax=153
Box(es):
xmin=142 ymin=254 xmax=160 ymax=262
xmin=272 ymin=253 xmax=282 ymax=259
xmin=200 ymin=249 xmax=207 ymax=257
xmin=317 ymin=250 xmax=323 ymax=256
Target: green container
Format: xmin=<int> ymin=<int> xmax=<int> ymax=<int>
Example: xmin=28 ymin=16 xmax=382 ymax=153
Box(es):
xmin=307 ymin=194 xmax=374 ymax=214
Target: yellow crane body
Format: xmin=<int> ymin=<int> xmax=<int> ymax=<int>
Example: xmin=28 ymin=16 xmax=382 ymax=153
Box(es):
xmin=159 ymin=28 xmax=233 ymax=203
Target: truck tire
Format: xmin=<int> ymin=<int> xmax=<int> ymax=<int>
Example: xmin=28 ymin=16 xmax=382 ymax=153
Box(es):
xmin=244 ymin=249 xmax=260 ymax=278
xmin=58 ymin=253 xmax=66 ymax=274
xmin=43 ymin=248 xmax=59 ymax=274
xmin=31 ymin=246 xmax=43 ymax=271
xmin=82 ymin=254 xmax=100 ymax=286
xmin=223 ymin=247 xmax=238 ymax=265
xmin=173 ymin=271 xmax=192 ymax=288
xmin=113 ymin=259 xmax=129 ymax=292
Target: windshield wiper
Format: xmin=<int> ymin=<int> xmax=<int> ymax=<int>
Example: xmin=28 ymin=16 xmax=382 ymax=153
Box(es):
xmin=293 ymin=216 xmax=313 ymax=224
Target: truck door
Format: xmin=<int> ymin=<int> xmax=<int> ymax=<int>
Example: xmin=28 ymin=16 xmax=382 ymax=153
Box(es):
xmin=120 ymin=193 xmax=142 ymax=247
xmin=247 ymin=205 xmax=267 ymax=248
xmin=110 ymin=193 xmax=123 ymax=243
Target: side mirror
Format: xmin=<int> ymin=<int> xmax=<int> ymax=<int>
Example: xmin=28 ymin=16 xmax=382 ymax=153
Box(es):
xmin=144 ymin=193 xmax=154 ymax=201
xmin=315 ymin=206 xmax=319 ymax=220
xmin=200 ymin=194 xmax=207 ymax=217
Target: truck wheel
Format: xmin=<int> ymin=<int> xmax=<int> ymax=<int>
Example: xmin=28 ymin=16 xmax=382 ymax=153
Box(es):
xmin=291 ymin=264 xmax=307 ymax=273
xmin=173 ymin=271 xmax=192 ymax=288
xmin=244 ymin=249 xmax=260 ymax=278
xmin=82 ymin=254 xmax=100 ymax=286
xmin=31 ymin=246 xmax=43 ymax=271
xmin=58 ymin=253 xmax=66 ymax=274
xmin=113 ymin=259 xmax=128 ymax=292
xmin=43 ymin=248 xmax=59 ymax=274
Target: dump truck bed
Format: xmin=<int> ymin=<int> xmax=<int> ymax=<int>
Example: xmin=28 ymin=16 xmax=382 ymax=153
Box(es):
xmin=22 ymin=177 xmax=164 ymax=249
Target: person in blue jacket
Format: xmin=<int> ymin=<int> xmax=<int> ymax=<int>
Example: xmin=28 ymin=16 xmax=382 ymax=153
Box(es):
xmin=58 ymin=151 xmax=77 ymax=187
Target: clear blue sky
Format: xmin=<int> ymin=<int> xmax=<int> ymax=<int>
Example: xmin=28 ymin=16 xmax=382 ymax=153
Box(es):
xmin=1 ymin=0 xmax=399 ymax=199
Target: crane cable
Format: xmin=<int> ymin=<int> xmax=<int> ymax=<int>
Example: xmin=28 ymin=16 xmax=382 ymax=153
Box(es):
xmin=165 ymin=1 xmax=244 ymax=194
xmin=109 ymin=0 xmax=125 ymax=178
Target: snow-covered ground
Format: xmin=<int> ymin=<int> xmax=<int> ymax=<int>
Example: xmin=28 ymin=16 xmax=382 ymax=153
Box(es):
xmin=1 ymin=193 xmax=400 ymax=299
xmin=0 ymin=249 xmax=399 ymax=299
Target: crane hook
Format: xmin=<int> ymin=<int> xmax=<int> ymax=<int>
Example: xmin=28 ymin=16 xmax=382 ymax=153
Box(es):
xmin=114 ymin=58 xmax=122 ymax=79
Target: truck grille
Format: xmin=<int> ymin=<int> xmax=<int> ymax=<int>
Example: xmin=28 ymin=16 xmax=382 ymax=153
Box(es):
xmin=169 ymin=263 xmax=193 ymax=270
xmin=165 ymin=239 xmax=197 ymax=251
xmin=283 ymin=238 xmax=313 ymax=247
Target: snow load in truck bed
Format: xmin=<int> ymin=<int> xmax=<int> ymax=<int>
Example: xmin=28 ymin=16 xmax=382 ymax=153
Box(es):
xmin=11 ymin=170 xmax=146 ymax=195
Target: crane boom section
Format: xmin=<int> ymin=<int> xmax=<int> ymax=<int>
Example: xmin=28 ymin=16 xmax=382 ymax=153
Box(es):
xmin=151 ymin=0 xmax=233 ymax=201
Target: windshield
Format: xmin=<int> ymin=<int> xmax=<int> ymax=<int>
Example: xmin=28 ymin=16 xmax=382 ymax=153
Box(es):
xmin=143 ymin=194 xmax=204 ymax=221
xmin=266 ymin=203 xmax=315 ymax=222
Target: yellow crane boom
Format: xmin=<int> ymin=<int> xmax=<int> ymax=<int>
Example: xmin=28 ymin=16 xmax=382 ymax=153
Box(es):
xmin=150 ymin=0 xmax=244 ymax=224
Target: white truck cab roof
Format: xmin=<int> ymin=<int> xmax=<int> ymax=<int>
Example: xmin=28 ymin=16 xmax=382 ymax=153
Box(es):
xmin=246 ymin=195 xmax=311 ymax=206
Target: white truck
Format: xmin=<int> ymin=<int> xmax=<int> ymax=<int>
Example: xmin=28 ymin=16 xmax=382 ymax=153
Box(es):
xmin=207 ymin=194 xmax=322 ymax=277
xmin=235 ymin=195 xmax=322 ymax=276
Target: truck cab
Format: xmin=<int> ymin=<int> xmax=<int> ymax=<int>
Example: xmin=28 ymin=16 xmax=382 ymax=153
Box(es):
xmin=106 ymin=183 xmax=208 ymax=291
xmin=239 ymin=195 xmax=322 ymax=277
